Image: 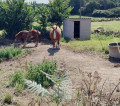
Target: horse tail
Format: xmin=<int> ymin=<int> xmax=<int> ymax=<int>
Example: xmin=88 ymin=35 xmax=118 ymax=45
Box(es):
xmin=37 ymin=30 xmax=41 ymax=35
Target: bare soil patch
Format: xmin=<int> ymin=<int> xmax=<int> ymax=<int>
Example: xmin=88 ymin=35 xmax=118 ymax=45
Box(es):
xmin=0 ymin=40 xmax=120 ymax=105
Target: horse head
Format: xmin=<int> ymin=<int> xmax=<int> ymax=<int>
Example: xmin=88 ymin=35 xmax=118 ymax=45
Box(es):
xmin=52 ymin=25 xmax=57 ymax=39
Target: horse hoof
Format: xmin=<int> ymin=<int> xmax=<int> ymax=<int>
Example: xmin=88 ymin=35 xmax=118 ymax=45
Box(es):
xmin=22 ymin=46 xmax=25 ymax=49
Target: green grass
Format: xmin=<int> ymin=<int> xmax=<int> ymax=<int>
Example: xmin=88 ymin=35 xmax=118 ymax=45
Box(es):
xmin=91 ymin=21 xmax=120 ymax=32
xmin=69 ymin=15 xmax=120 ymax=32
xmin=69 ymin=15 xmax=108 ymax=19
xmin=61 ymin=15 xmax=120 ymax=54
xmin=0 ymin=46 xmax=30 ymax=62
xmin=61 ymin=34 xmax=120 ymax=54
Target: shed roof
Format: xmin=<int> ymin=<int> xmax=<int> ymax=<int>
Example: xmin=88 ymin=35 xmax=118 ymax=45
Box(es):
xmin=64 ymin=18 xmax=91 ymax=20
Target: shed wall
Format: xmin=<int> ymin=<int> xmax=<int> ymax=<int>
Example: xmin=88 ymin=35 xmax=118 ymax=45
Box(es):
xmin=63 ymin=18 xmax=91 ymax=40
xmin=80 ymin=20 xmax=91 ymax=40
xmin=63 ymin=19 xmax=74 ymax=39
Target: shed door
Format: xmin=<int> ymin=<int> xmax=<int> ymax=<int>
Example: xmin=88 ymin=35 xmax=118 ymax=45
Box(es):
xmin=74 ymin=21 xmax=80 ymax=38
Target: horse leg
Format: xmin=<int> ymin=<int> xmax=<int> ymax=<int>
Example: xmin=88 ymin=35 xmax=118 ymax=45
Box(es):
xmin=23 ymin=38 xmax=27 ymax=48
xmin=52 ymin=40 xmax=55 ymax=48
xmin=57 ymin=39 xmax=60 ymax=48
xmin=35 ymin=37 xmax=38 ymax=47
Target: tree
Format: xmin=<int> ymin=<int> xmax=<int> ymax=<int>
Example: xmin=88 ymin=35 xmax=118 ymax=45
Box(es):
xmin=0 ymin=0 xmax=35 ymax=39
xmin=82 ymin=1 xmax=100 ymax=16
xmin=48 ymin=0 xmax=72 ymax=27
xmin=69 ymin=0 xmax=86 ymax=15
xmin=34 ymin=4 xmax=49 ymax=38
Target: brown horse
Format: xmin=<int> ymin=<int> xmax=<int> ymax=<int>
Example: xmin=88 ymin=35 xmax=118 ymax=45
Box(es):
xmin=15 ymin=30 xmax=41 ymax=47
xmin=50 ymin=25 xmax=61 ymax=48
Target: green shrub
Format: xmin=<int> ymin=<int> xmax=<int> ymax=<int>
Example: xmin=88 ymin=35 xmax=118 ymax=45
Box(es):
xmin=0 ymin=47 xmax=22 ymax=60
xmin=10 ymin=71 xmax=25 ymax=87
xmin=3 ymin=93 xmax=12 ymax=104
xmin=0 ymin=58 xmax=2 ymax=62
xmin=26 ymin=60 xmax=57 ymax=88
xmin=0 ymin=29 xmax=7 ymax=39
xmin=102 ymin=47 xmax=109 ymax=54
xmin=60 ymin=37 xmax=70 ymax=43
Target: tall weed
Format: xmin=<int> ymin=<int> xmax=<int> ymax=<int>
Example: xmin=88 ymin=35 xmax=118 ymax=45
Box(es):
xmin=26 ymin=60 xmax=57 ymax=88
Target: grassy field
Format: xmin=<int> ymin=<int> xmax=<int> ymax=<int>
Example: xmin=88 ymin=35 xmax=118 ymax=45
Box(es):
xmin=69 ymin=15 xmax=106 ymax=21
xmin=60 ymin=15 xmax=120 ymax=55
xmin=91 ymin=21 xmax=120 ymax=32
xmin=61 ymin=34 xmax=120 ymax=54
xmin=69 ymin=15 xmax=120 ymax=32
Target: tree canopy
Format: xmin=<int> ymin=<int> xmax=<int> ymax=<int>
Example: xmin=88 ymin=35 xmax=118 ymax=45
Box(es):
xmin=69 ymin=0 xmax=120 ymax=16
xmin=48 ymin=0 xmax=72 ymax=27
xmin=0 ymin=0 xmax=35 ymax=39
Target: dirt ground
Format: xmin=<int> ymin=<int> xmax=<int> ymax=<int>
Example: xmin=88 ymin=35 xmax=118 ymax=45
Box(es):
xmin=0 ymin=40 xmax=120 ymax=105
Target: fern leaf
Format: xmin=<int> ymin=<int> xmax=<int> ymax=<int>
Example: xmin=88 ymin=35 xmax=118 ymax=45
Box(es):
xmin=24 ymin=79 xmax=50 ymax=96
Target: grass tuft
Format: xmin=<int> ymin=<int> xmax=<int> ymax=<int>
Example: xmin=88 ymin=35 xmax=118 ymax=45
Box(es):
xmin=3 ymin=93 xmax=12 ymax=104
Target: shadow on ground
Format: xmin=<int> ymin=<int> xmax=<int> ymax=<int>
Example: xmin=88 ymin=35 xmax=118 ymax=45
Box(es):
xmin=109 ymin=56 xmax=120 ymax=63
xmin=23 ymin=46 xmax=37 ymax=49
xmin=48 ymin=48 xmax=60 ymax=56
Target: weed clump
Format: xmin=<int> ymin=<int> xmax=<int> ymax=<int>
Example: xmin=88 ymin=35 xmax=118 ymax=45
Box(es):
xmin=3 ymin=93 xmax=12 ymax=104
xmin=10 ymin=71 xmax=25 ymax=87
xmin=26 ymin=60 xmax=57 ymax=88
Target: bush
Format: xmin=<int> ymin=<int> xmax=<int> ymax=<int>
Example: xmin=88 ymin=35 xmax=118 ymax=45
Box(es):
xmin=0 ymin=0 xmax=35 ymax=39
xmin=0 ymin=29 xmax=7 ymax=39
xmin=3 ymin=93 xmax=12 ymax=104
xmin=26 ymin=60 xmax=57 ymax=88
xmin=60 ymin=37 xmax=70 ymax=43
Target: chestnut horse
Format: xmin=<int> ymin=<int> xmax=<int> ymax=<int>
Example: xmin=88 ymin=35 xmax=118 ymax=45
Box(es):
xmin=50 ymin=25 xmax=61 ymax=48
xmin=15 ymin=30 xmax=41 ymax=47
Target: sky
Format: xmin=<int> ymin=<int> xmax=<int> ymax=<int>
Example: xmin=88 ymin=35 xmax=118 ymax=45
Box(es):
xmin=25 ymin=0 xmax=49 ymax=4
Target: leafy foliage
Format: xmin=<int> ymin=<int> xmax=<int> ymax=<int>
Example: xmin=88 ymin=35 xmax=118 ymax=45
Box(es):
xmin=0 ymin=29 xmax=7 ymax=39
xmin=82 ymin=1 xmax=100 ymax=16
xmin=0 ymin=0 xmax=35 ymax=39
xmin=48 ymin=0 xmax=72 ymax=26
xmin=25 ymin=79 xmax=50 ymax=96
xmin=33 ymin=4 xmax=49 ymax=38
xmin=69 ymin=0 xmax=119 ymax=16
xmin=26 ymin=60 xmax=57 ymax=88
xmin=25 ymin=67 xmax=73 ymax=105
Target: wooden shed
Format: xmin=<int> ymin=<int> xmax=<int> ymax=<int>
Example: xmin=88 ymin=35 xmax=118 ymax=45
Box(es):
xmin=63 ymin=18 xmax=91 ymax=40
